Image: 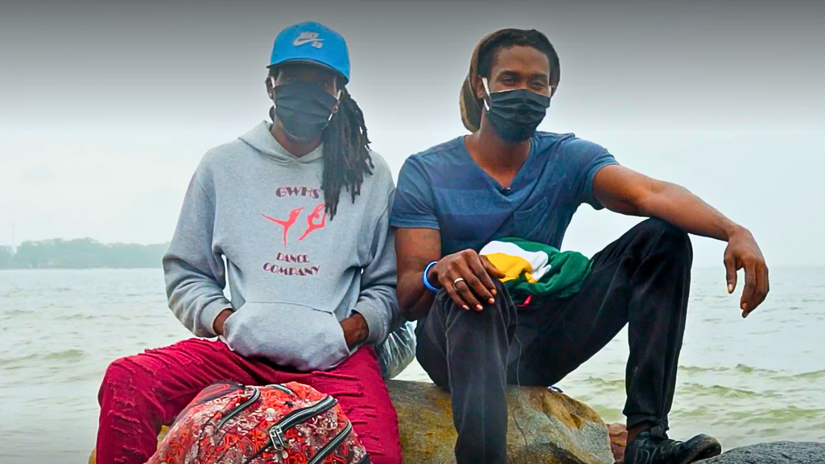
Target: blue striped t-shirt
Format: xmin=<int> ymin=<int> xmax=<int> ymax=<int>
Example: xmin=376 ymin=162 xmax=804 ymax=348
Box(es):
xmin=389 ymin=132 xmax=618 ymax=256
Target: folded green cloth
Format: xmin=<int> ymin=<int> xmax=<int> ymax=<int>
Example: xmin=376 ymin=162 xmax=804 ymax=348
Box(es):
xmin=479 ymin=237 xmax=592 ymax=301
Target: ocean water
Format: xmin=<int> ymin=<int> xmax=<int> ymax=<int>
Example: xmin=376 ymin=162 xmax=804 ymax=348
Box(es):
xmin=0 ymin=267 xmax=823 ymax=463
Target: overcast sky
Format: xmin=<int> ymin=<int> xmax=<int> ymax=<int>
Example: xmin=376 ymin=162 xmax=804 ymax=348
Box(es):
xmin=1 ymin=0 xmax=823 ymax=267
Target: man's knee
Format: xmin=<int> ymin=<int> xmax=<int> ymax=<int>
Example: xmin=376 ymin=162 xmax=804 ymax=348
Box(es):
xmin=101 ymin=357 xmax=132 ymax=391
xmin=437 ymin=279 xmax=513 ymax=316
xmin=99 ymin=356 xmax=154 ymax=404
xmin=636 ymin=218 xmax=692 ymax=261
xmin=479 ymin=280 xmax=515 ymax=320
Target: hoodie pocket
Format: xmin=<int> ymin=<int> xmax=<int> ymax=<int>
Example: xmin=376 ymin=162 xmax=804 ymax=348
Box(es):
xmin=224 ymin=302 xmax=350 ymax=372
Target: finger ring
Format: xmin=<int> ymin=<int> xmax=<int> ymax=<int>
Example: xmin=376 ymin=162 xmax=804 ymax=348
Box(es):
xmin=453 ymin=277 xmax=465 ymax=286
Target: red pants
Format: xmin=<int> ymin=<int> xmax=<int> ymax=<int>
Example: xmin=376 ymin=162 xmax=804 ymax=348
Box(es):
xmin=96 ymin=338 xmax=402 ymax=464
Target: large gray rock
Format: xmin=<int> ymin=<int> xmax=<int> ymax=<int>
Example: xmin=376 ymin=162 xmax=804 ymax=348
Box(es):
xmin=387 ymin=380 xmax=614 ymax=464
xmin=704 ymin=442 xmax=825 ymax=464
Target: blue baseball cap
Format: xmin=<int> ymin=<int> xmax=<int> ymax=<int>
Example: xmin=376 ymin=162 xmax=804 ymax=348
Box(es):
xmin=268 ymin=21 xmax=351 ymax=83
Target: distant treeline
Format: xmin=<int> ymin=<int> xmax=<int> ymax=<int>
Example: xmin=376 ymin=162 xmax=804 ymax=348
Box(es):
xmin=0 ymin=239 xmax=169 ymax=269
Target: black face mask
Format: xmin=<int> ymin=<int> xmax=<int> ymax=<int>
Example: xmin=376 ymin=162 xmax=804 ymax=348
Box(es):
xmin=273 ymin=81 xmax=339 ymax=142
xmin=482 ymin=79 xmax=551 ymax=142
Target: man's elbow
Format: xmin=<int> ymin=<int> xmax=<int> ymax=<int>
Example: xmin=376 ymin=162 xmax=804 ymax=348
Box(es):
xmin=635 ymin=181 xmax=683 ymax=217
xmin=401 ymin=308 xmax=425 ymax=322
xmin=629 ymin=193 xmax=653 ymax=217
xmin=396 ymin=290 xmax=424 ymax=321
xmin=603 ymin=193 xmax=645 ymax=216
xmin=395 ymin=268 xmax=435 ymax=320
xmin=397 ymin=293 xmax=416 ymax=321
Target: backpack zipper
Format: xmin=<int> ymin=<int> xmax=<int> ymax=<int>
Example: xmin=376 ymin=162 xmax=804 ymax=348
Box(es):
xmin=216 ymin=386 xmax=261 ymax=430
xmin=243 ymin=395 xmax=338 ymax=464
xmin=267 ymin=383 xmax=296 ymax=396
xmin=216 ymin=384 xmax=294 ymax=431
xmin=306 ymin=421 xmax=353 ymax=464
xmin=269 ymin=395 xmax=338 ymax=450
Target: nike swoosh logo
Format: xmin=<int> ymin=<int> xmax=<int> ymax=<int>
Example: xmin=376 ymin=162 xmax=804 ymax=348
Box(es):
xmin=293 ymin=37 xmax=324 ymax=46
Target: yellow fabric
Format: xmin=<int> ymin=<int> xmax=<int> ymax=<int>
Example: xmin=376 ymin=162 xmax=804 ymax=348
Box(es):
xmin=480 ymin=241 xmax=551 ymax=283
xmin=478 ymin=238 xmax=592 ymax=301
xmin=485 ymin=252 xmax=535 ymax=283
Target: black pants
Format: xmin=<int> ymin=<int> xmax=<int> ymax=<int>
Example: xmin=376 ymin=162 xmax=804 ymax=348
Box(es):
xmin=416 ymin=219 xmax=692 ymax=464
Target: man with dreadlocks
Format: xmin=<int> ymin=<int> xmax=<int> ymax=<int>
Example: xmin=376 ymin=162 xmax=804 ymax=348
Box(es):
xmin=393 ymin=28 xmax=769 ymax=464
xmin=95 ymin=22 xmax=405 ymax=464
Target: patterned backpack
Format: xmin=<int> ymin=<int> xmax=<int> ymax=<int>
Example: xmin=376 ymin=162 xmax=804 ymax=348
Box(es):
xmin=148 ymin=381 xmax=369 ymax=464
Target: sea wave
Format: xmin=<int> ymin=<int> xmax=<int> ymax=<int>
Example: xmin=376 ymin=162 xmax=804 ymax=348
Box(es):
xmin=0 ymin=349 xmax=87 ymax=368
xmin=0 ymin=353 xmax=40 ymax=367
xmin=0 ymin=309 xmax=37 ymax=318
xmin=733 ymin=364 xmax=779 ymax=375
xmin=56 ymin=313 xmax=98 ymax=321
xmin=0 ymin=288 xmax=27 ymax=298
xmin=679 ymin=383 xmax=762 ymax=399
xmin=678 ymin=365 xmax=729 ymax=373
xmin=670 ymin=405 xmax=716 ymax=419
xmin=727 ymin=406 xmax=825 ymax=424
xmin=584 ymin=376 xmax=625 ymax=388
xmin=678 ymin=364 xmax=785 ymax=376
xmin=45 ymin=349 xmax=88 ymax=361
xmin=780 ymin=369 xmax=825 ymax=381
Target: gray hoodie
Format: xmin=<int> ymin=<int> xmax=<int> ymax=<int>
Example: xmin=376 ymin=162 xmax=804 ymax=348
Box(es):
xmin=163 ymin=121 xmax=399 ymax=371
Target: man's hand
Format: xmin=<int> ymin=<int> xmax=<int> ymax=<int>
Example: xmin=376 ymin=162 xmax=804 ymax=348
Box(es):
xmin=340 ymin=313 xmax=369 ymax=349
xmin=724 ymin=227 xmax=769 ymax=317
xmin=431 ymin=249 xmax=505 ymax=311
xmin=213 ymin=308 xmax=234 ymax=336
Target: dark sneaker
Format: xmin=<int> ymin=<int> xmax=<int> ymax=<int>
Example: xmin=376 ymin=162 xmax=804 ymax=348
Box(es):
xmin=623 ymin=430 xmax=722 ymax=464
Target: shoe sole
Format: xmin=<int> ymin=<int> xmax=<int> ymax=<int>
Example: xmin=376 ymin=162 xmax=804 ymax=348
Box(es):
xmin=620 ymin=435 xmax=723 ymax=464
xmin=673 ymin=434 xmax=722 ymax=464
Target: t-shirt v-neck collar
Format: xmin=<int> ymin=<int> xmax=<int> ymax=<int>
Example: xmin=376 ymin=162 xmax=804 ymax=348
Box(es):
xmin=459 ymin=135 xmax=538 ymax=196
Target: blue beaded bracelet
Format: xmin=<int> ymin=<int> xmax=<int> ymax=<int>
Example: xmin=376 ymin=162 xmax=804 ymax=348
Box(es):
xmin=422 ymin=261 xmax=440 ymax=293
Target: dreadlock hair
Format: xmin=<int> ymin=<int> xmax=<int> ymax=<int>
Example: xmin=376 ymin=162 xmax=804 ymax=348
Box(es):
xmin=268 ymin=68 xmax=374 ymax=219
xmin=321 ymin=89 xmax=374 ymax=219
xmin=477 ymin=28 xmax=561 ymax=88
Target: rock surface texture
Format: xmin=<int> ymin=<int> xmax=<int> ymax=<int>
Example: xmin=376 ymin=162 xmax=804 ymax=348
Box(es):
xmin=607 ymin=423 xmax=628 ymax=462
xmin=388 ymin=380 xmax=614 ymax=464
xmin=704 ymin=441 xmax=825 ymax=464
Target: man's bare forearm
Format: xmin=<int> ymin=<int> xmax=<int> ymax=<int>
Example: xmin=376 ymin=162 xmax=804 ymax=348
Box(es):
xmin=396 ymin=228 xmax=442 ymax=320
xmin=639 ymin=181 xmax=747 ymax=242
xmin=398 ymin=270 xmax=438 ymax=320
xmin=595 ymin=166 xmax=746 ymax=243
